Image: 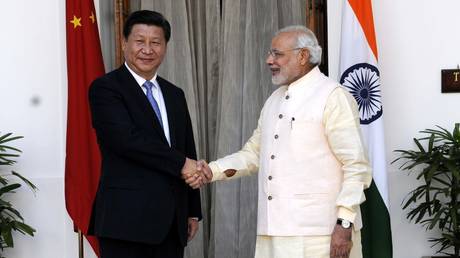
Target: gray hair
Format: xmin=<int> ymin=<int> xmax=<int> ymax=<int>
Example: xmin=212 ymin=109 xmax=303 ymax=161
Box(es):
xmin=275 ymin=25 xmax=322 ymax=65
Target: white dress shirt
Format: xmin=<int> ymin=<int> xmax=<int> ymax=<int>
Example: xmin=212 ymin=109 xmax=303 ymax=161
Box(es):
xmin=124 ymin=63 xmax=171 ymax=146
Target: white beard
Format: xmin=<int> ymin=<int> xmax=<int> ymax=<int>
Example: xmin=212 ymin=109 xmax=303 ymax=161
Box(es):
xmin=271 ymin=73 xmax=287 ymax=86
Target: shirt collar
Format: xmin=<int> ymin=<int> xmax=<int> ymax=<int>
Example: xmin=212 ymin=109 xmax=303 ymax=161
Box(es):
xmin=124 ymin=62 xmax=159 ymax=88
xmin=286 ymin=66 xmax=321 ymax=95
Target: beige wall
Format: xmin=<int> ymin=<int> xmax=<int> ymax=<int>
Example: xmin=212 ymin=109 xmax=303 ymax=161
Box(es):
xmin=0 ymin=0 xmax=97 ymax=257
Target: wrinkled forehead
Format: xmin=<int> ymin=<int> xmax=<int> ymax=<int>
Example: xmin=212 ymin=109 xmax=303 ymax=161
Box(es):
xmin=271 ymin=32 xmax=297 ymax=50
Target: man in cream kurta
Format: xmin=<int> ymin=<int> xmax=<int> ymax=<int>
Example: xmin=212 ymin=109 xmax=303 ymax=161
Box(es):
xmin=186 ymin=26 xmax=372 ymax=258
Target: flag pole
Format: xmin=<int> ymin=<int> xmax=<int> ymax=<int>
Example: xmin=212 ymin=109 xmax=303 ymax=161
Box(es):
xmin=78 ymin=230 xmax=84 ymax=258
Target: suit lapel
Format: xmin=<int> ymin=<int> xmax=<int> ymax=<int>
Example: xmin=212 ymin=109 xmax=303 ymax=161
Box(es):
xmin=118 ymin=66 xmax=169 ymax=144
xmin=157 ymin=77 xmax=177 ymax=148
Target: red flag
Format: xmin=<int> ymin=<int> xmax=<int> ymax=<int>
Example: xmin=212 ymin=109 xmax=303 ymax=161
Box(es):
xmin=65 ymin=0 xmax=104 ymax=256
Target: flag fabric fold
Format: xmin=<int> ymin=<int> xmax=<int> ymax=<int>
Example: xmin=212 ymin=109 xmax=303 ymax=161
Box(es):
xmin=65 ymin=0 xmax=105 ymax=256
xmin=339 ymin=0 xmax=393 ymax=257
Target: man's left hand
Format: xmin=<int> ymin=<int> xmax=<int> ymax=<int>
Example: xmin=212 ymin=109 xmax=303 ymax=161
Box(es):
xmin=330 ymin=224 xmax=352 ymax=258
xmin=187 ymin=218 xmax=199 ymax=241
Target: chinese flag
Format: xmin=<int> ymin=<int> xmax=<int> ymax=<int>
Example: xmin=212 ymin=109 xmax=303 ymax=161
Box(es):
xmin=65 ymin=0 xmax=104 ymax=256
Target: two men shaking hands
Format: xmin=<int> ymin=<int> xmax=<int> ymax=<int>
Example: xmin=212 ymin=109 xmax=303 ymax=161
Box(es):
xmin=181 ymin=158 xmax=218 ymax=189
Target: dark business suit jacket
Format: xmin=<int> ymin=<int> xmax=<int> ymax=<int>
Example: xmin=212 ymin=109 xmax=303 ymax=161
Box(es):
xmin=88 ymin=65 xmax=201 ymax=246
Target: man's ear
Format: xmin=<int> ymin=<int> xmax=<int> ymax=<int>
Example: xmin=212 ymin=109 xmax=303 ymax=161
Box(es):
xmin=122 ymin=38 xmax=127 ymax=52
xmin=299 ymin=49 xmax=310 ymax=66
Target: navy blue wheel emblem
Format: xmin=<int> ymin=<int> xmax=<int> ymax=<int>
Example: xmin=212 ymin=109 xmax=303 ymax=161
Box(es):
xmin=340 ymin=63 xmax=382 ymax=124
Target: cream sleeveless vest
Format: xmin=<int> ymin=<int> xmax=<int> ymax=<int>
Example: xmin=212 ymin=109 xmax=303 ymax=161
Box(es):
xmin=256 ymin=68 xmax=360 ymax=236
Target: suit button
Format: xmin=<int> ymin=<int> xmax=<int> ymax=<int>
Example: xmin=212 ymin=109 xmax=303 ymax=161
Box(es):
xmin=270 ymin=155 xmax=275 ymax=159
xmin=274 ymin=134 xmax=279 ymax=139
xmin=268 ymin=176 xmax=273 ymax=180
xmin=268 ymin=196 xmax=273 ymax=200
xmin=278 ymin=114 xmax=283 ymax=119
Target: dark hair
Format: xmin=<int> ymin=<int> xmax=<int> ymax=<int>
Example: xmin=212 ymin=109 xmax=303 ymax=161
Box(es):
xmin=123 ymin=10 xmax=171 ymax=42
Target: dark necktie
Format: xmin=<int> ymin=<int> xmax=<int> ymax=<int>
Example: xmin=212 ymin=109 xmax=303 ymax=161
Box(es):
xmin=142 ymin=80 xmax=164 ymax=129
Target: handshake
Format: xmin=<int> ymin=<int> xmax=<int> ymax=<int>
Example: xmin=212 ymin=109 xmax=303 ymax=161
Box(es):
xmin=181 ymin=158 xmax=213 ymax=189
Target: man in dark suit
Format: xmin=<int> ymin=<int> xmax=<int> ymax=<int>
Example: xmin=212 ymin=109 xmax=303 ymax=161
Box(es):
xmin=88 ymin=10 xmax=201 ymax=258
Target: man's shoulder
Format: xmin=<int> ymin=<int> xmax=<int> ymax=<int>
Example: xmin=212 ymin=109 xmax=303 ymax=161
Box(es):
xmin=157 ymin=76 xmax=184 ymax=95
xmin=317 ymin=72 xmax=340 ymax=88
xmin=89 ymin=66 xmax=130 ymax=96
xmin=92 ymin=66 xmax=124 ymax=85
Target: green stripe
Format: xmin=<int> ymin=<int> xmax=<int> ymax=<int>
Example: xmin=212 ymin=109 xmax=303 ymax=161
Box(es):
xmin=361 ymin=180 xmax=393 ymax=258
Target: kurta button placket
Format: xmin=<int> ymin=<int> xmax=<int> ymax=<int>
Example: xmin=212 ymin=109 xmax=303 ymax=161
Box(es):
xmin=268 ymin=196 xmax=273 ymax=200
xmin=274 ymin=134 xmax=279 ymax=139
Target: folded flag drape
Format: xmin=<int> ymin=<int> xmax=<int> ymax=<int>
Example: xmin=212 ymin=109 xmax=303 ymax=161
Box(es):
xmin=339 ymin=1 xmax=393 ymax=257
xmin=65 ymin=0 xmax=105 ymax=255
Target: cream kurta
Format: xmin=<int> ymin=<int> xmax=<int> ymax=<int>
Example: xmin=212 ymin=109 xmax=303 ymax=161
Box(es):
xmin=209 ymin=67 xmax=372 ymax=256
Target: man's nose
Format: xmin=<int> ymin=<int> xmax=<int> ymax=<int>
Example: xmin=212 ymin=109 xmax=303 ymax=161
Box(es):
xmin=142 ymin=45 xmax=154 ymax=54
xmin=266 ymin=54 xmax=274 ymax=65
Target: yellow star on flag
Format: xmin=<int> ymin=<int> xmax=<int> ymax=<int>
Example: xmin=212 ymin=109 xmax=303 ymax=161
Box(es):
xmin=89 ymin=12 xmax=95 ymax=24
xmin=70 ymin=15 xmax=82 ymax=29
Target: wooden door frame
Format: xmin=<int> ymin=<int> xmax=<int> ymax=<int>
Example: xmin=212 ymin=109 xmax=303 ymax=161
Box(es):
xmin=306 ymin=0 xmax=328 ymax=75
xmin=114 ymin=0 xmax=130 ymax=67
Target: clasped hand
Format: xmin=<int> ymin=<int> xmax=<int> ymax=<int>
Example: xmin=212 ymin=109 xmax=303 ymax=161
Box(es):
xmin=181 ymin=158 xmax=213 ymax=189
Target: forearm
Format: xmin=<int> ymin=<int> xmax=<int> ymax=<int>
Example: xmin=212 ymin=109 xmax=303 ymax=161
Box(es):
xmin=335 ymin=147 xmax=371 ymax=222
xmin=209 ymin=154 xmax=258 ymax=181
xmin=209 ymin=124 xmax=261 ymax=181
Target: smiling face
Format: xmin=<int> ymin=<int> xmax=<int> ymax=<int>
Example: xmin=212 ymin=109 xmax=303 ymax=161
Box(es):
xmin=266 ymin=32 xmax=311 ymax=86
xmin=123 ymin=24 xmax=167 ymax=80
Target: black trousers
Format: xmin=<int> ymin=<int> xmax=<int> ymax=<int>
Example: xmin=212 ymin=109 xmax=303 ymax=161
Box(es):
xmin=99 ymin=221 xmax=184 ymax=258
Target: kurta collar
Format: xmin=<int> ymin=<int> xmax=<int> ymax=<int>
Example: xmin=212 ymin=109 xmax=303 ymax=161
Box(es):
xmin=285 ymin=66 xmax=321 ymax=96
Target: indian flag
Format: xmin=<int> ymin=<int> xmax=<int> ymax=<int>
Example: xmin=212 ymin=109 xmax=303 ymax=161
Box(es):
xmin=339 ymin=0 xmax=393 ymax=257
